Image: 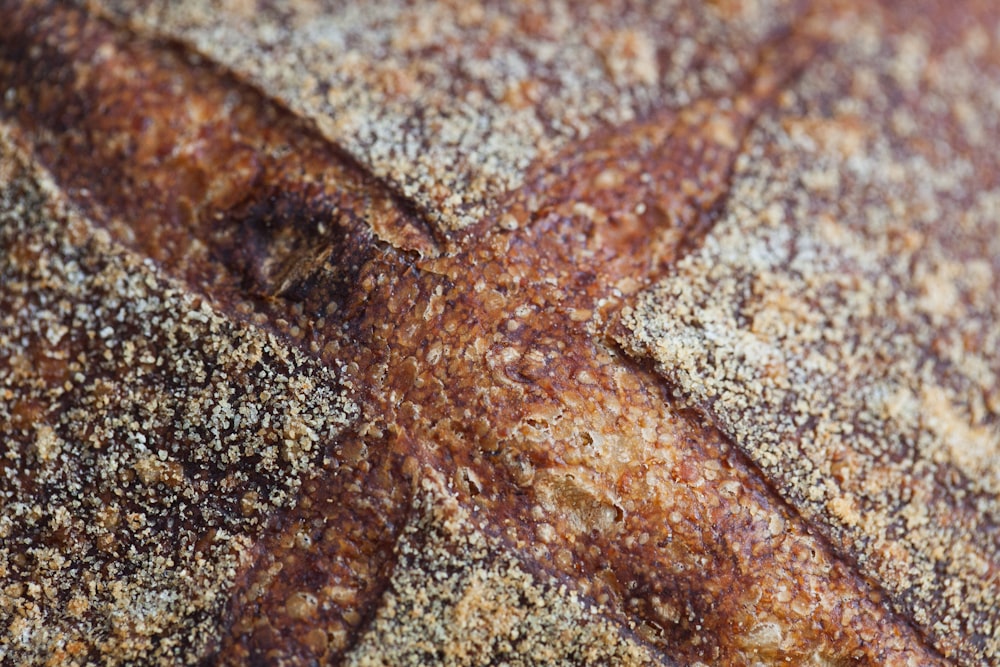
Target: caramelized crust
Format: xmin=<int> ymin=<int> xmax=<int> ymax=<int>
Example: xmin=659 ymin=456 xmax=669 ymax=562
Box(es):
xmin=1 ymin=1 xmax=995 ymax=666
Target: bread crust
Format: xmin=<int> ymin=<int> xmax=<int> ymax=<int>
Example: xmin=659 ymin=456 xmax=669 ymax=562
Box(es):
xmin=1 ymin=1 xmax=997 ymax=665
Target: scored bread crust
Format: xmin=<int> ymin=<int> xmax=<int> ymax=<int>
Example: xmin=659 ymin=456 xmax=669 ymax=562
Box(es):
xmin=1 ymin=1 xmax=998 ymax=665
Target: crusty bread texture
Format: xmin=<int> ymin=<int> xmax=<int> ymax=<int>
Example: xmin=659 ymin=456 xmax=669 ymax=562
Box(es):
xmin=1 ymin=1 xmax=999 ymax=665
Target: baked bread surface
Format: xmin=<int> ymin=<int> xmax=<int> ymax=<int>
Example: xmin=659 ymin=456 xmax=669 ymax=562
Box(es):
xmin=1 ymin=1 xmax=999 ymax=665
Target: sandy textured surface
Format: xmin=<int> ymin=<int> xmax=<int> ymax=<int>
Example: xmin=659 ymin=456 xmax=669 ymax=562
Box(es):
xmin=85 ymin=0 xmax=804 ymax=236
xmin=619 ymin=2 xmax=1000 ymax=664
xmin=2 ymin=0 xmax=998 ymax=665
xmin=0 ymin=129 xmax=356 ymax=664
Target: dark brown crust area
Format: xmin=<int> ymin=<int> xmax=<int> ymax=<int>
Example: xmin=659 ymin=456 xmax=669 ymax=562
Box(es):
xmin=0 ymin=1 xmax=982 ymax=666
xmin=0 ymin=0 xmax=437 ymax=310
xmin=0 ymin=133 xmax=358 ymax=664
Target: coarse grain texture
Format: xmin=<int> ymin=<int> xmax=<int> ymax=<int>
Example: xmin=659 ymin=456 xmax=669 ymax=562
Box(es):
xmin=345 ymin=473 xmax=657 ymax=667
xmin=619 ymin=1 xmax=1000 ymax=664
xmin=0 ymin=129 xmax=357 ymax=665
xmin=0 ymin=0 xmax=995 ymax=665
xmin=81 ymin=0 xmax=806 ymax=237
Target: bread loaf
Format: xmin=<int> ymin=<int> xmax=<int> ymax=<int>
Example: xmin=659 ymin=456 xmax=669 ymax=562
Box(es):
xmin=1 ymin=1 xmax=998 ymax=665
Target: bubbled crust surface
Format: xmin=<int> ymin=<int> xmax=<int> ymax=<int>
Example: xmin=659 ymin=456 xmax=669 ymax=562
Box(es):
xmin=0 ymin=1 xmax=994 ymax=666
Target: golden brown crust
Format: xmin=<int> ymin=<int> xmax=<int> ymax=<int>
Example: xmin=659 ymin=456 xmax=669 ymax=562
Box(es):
xmin=1 ymin=1 xmax=995 ymax=665
xmin=344 ymin=473 xmax=659 ymax=667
